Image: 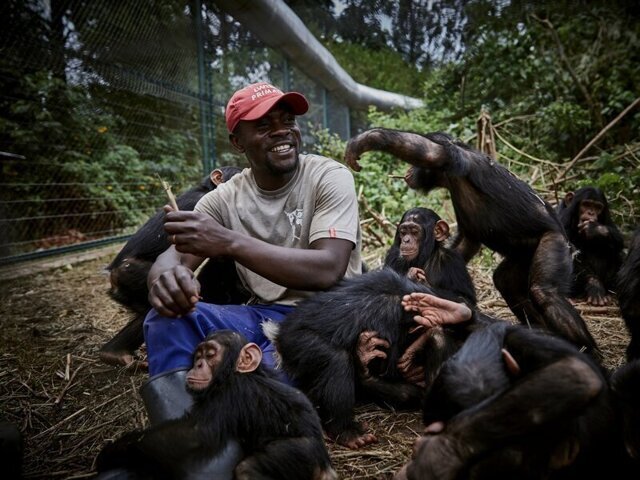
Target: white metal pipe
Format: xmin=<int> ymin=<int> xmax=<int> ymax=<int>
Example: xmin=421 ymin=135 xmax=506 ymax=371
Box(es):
xmin=213 ymin=0 xmax=424 ymax=111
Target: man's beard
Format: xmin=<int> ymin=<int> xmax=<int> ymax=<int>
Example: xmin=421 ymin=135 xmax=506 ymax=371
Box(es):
xmin=265 ymin=152 xmax=299 ymax=176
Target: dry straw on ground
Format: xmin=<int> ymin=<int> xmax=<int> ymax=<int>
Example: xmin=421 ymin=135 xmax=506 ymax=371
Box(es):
xmin=0 ymin=250 xmax=629 ymax=479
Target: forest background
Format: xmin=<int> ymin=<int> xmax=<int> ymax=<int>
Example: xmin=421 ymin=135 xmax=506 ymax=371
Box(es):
xmin=1 ymin=0 xmax=639 ymax=259
xmin=307 ymin=0 xmax=640 ymax=246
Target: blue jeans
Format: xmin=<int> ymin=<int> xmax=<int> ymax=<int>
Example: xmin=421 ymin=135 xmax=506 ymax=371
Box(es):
xmin=143 ymin=302 xmax=295 ymax=378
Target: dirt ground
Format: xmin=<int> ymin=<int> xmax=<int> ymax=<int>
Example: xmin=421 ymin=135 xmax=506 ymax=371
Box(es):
xmin=0 ymin=250 xmax=629 ymax=479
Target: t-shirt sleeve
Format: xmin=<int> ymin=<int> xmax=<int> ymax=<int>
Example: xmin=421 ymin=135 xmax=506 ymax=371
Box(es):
xmin=309 ymin=165 xmax=359 ymax=246
xmin=193 ymin=187 xmax=225 ymax=224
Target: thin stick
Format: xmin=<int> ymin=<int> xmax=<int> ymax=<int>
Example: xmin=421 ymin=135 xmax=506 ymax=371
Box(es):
xmin=64 ymin=353 xmax=71 ymax=381
xmin=31 ymin=407 xmax=87 ymax=440
xmin=55 ymin=365 xmax=83 ymax=405
xmin=157 ymin=175 xmax=179 ymax=210
xmin=387 ymin=174 xmax=405 ymax=179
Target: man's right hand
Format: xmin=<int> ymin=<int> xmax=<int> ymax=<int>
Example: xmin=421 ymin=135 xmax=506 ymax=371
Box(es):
xmin=148 ymin=264 xmax=201 ymax=317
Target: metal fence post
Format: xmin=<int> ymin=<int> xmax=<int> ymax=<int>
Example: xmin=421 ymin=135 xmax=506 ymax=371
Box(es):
xmin=193 ymin=0 xmax=214 ymax=175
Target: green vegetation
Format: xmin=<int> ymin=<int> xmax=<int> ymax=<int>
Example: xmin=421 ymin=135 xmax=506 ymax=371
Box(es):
xmin=1 ymin=1 xmax=638 ymax=256
xmin=312 ymin=1 xmax=640 ymax=244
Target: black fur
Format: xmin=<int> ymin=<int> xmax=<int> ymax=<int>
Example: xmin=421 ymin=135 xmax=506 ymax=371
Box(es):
xmin=276 ymin=269 xmax=475 ymax=443
xmin=408 ymin=323 xmax=640 ymax=479
xmin=559 ymin=186 xmax=624 ymax=300
xmin=345 ymin=128 xmax=597 ymax=353
xmin=618 ymin=228 xmax=640 ymax=360
xmin=97 ymin=330 xmax=334 ymax=480
xmin=101 ymin=167 xmax=249 ymax=361
xmin=384 ymin=207 xmax=476 ymax=305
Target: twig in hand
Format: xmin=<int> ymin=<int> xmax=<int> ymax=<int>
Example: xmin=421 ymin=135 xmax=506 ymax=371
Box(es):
xmin=157 ymin=174 xmax=179 ymax=210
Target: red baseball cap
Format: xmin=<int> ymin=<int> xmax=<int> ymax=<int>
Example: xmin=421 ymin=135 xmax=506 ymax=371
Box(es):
xmin=225 ymin=82 xmax=309 ymax=133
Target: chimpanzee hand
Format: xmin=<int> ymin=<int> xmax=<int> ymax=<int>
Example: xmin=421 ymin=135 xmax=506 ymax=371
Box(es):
xmin=397 ymin=329 xmax=429 ymax=387
xmin=163 ymin=207 xmax=233 ymax=258
xmin=402 ymin=293 xmax=472 ymax=328
xmin=407 ymin=267 xmax=427 ymax=283
xmin=577 ymin=220 xmax=607 ymax=240
xmin=148 ymin=264 xmax=201 ymax=318
xmin=356 ymin=331 xmax=390 ymax=378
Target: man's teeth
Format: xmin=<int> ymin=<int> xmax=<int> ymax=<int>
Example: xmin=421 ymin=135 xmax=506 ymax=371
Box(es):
xmin=270 ymin=144 xmax=291 ymax=153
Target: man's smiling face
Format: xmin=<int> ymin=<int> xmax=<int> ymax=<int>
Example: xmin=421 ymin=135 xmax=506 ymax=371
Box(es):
xmin=232 ymin=104 xmax=302 ymax=181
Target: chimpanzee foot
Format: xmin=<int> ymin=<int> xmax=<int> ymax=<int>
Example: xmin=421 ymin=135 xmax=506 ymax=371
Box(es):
xmin=337 ymin=431 xmax=378 ymax=449
xmin=330 ymin=424 xmax=378 ymax=449
xmin=98 ymin=350 xmax=148 ymax=370
xmin=586 ymin=293 xmax=610 ymax=306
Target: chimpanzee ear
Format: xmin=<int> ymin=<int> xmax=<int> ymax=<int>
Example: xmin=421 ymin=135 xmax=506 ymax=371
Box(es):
xmin=236 ymin=343 xmax=262 ymax=373
xmin=210 ymin=168 xmax=224 ymax=186
xmin=564 ymin=191 xmax=575 ymax=205
xmin=434 ymin=220 xmax=450 ymax=242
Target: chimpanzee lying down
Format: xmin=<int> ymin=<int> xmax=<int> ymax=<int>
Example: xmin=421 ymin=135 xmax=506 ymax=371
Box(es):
xmin=96 ymin=330 xmax=336 ymax=480
xmin=275 ymin=268 xmax=490 ymax=449
xmin=396 ymin=321 xmax=640 ymax=480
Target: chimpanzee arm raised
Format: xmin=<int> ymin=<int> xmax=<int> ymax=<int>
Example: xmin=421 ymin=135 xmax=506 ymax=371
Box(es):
xmin=345 ymin=128 xmax=449 ymax=172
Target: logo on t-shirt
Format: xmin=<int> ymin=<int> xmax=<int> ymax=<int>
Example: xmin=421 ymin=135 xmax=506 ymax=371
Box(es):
xmin=285 ymin=208 xmax=303 ymax=240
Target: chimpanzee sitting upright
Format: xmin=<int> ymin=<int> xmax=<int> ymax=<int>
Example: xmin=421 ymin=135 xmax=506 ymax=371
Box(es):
xmin=96 ymin=330 xmax=336 ymax=480
xmin=618 ymin=228 xmax=640 ymax=361
xmin=384 ymin=207 xmax=476 ymax=306
xmin=559 ymin=186 xmax=624 ymax=305
xmin=345 ymin=129 xmax=598 ymax=353
xmin=395 ymin=322 xmax=640 ymax=480
xmin=276 ymin=268 xmax=482 ymax=450
xmin=101 ymin=166 xmax=248 ymax=368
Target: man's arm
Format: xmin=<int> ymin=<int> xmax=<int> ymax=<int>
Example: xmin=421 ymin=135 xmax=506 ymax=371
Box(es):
xmin=147 ymin=241 xmax=205 ymax=317
xmin=164 ymin=209 xmax=353 ymax=291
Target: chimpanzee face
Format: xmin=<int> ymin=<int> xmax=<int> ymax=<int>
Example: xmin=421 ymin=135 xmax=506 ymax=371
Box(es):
xmin=186 ymin=332 xmax=263 ymax=395
xmin=398 ymin=218 xmax=424 ymax=261
xmin=187 ymin=339 xmax=225 ymax=391
xmin=579 ymin=199 xmax=603 ymax=224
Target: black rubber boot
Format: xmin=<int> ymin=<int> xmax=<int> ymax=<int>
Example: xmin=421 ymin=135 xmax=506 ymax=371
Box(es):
xmin=139 ymin=367 xmax=193 ymax=425
xmin=136 ymin=368 xmax=243 ymax=480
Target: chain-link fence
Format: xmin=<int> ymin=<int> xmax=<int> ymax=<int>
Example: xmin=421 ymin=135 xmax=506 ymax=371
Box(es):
xmin=0 ymin=0 xmax=351 ymax=265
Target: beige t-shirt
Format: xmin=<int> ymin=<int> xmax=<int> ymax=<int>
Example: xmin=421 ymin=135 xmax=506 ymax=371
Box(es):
xmin=194 ymin=154 xmax=362 ymax=305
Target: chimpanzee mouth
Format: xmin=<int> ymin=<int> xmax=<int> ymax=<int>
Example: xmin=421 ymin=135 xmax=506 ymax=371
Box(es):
xmin=400 ymin=248 xmax=418 ymax=259
xmin=186 ymin=378 xmax=209 ymax=390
